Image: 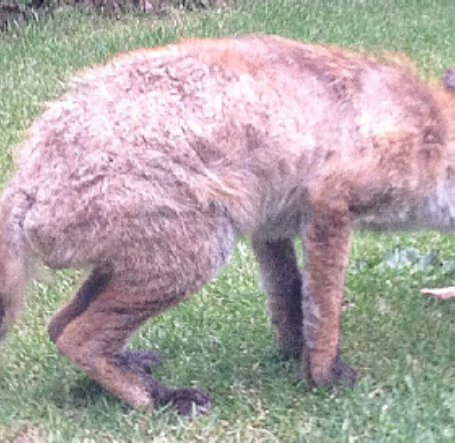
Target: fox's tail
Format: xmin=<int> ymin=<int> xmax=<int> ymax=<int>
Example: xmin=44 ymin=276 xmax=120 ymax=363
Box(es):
xmin=0 ymin=185 xmax=33 ymax=342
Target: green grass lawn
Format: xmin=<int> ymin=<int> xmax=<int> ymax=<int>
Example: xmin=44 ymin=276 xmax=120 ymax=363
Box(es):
xmin=1 ymin=0 xmax=455 ymax=440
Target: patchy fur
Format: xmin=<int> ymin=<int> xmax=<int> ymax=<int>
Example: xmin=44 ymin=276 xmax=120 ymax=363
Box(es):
xmin=1 ymin=34 xmax=455 ymax=414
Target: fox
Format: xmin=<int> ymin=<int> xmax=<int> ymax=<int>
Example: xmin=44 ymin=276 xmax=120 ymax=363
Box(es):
xmin=1 ymin=34 xmax=455 ymax=416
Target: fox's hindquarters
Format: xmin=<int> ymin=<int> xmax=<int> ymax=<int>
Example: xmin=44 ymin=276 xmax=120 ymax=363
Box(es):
xmin=45 ymin=205 xmax=235 ymax=414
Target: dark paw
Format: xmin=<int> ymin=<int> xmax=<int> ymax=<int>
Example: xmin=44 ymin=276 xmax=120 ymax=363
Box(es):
xmin=275 ymin=327 xmax=304 ymax=361
xmin=276 ymin=344 xmax=302 ymax=361
xmin=161 ymin=387 xmax=211 ymax=417
xmin=330 ymin=358 xmax=358 ymax=387
xmin=120 ymin=350 xmax=162 ymax=374
xmin=310 ymin=358 xmax=358 ymax=388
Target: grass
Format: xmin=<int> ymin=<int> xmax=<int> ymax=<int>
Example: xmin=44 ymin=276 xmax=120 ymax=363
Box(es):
xmin=1 ymin=0 xmax=455 ymax=440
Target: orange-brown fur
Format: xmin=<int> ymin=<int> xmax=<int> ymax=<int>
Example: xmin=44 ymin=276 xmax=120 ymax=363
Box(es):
xmin=1 ymin=34 xmax=455 ymax=415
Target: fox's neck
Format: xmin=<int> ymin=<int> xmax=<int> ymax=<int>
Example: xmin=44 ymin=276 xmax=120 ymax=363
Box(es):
xmin=357 ymin=152 xmax=455 ymax=233
xmin=416 ymin=86 xmax=455 ymax=230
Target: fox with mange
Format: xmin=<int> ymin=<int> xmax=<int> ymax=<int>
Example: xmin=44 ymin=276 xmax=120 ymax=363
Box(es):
xmin=1 ymin=35 xmax=455 ymax=416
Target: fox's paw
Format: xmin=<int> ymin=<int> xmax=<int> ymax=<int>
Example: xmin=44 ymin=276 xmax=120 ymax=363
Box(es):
xmin=161 ymin=388 xmax=211 ymax=417
xmin=328 ymin=358 xmax=358 ymax=387
xmin=309 ymin=358 xmax=358 ymax=389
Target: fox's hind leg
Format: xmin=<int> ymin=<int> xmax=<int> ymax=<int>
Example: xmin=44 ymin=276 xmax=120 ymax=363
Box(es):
xmin=47 ymin=211 xmax=234 ymax=416
xmin=252 ymin=238 xmax=303 ymax=358
xmin=48 ymin=266 xmax=162 ymax=375
xmin=50 ymin=276 xmax=211 ymax=415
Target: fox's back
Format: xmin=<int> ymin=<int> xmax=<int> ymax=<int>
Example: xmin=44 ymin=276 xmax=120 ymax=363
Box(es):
xmin=15 ymin=35 xmax=446 ymax=237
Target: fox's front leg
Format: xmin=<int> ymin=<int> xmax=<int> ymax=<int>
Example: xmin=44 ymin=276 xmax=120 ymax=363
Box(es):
xmin=302 ymin=201 xmax=357 ymax=387
xmin=252 ymin=238 xmax=303 ymax=358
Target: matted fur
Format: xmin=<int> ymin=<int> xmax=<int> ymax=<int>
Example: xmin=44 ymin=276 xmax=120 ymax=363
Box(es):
xmin=1 ymin=34 xmax=455 ymax=414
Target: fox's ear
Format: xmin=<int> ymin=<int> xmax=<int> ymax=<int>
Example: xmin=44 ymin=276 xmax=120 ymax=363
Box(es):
xmin=443 ymin=68 xmax=455 ymax=91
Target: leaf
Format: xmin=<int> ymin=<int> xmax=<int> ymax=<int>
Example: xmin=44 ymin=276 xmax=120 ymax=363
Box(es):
xmin=383 ymin=245 xmax=440 ymax=271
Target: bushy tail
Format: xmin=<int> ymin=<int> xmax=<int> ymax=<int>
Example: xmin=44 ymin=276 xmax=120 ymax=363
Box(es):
xmin=0 ymin=187 xmax=33 ymax=342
